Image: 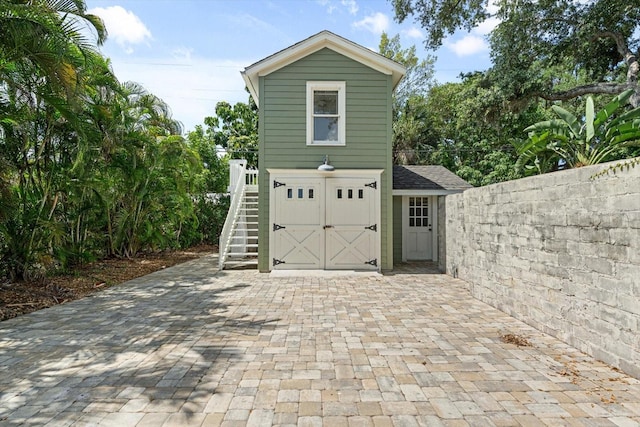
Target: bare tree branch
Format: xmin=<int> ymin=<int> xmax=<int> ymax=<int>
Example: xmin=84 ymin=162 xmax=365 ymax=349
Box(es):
xmin=535 ymin=82 xmax=635 ymax=101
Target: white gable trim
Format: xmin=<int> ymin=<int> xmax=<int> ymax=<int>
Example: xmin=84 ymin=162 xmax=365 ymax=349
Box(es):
xmin=242 ymin=31 xmax=405 ymax=107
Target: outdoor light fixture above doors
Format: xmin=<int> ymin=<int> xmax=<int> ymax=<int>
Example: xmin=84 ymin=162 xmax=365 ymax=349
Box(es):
xmin=317 ymin=155 xmax=335 ymax=171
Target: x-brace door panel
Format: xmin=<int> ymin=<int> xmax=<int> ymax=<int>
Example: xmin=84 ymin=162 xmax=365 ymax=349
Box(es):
xmin=325 ymin=178 xmax=377 ymax=270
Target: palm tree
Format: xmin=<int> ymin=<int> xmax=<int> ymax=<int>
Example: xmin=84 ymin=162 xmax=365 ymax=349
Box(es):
xmin=0 ymin=0 xmax=107 ymax=279
xmin=0 ymin=0 xmax=107 ymax=93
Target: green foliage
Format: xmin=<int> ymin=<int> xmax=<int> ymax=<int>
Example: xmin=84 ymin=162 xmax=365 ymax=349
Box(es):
xmin=204 ymin=98 xmax=258 ymax=167
xmin=378 ymin=32 xmax=436 ymax=165
xmin=591 ymin=156 xmax=640 ymax=180
xmin=187 ymin=125 xmax=229 ymax=194
xmin=392 ymin=0 xmax=489 ymax=51
xmin=186 ymin=123 xmax=232 ymax=246
xmin=399 ymin=72 xmax=548 ymax=186
xmin=0 ymin=0 xmax=224 ymax=281
xmin=517 ymin=90 xmax=640 ymax=173
xmin=193 ymin=195 xmax=230 ymax=246
xmin=393 ymin=0 xmax=640 ymax=106
xmin=379 ymin=32 xmax=435 ymax=106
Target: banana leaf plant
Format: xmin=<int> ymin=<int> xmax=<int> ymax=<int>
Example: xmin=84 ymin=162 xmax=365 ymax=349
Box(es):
xmin=516 ymin=90 xmax=640 ymax=174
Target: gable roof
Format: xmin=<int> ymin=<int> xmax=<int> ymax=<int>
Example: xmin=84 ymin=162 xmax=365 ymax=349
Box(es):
xmin=241 ymin=30 xmax=406 ymax=107
xmin=393 ymin=165 xmax=473 ymax=193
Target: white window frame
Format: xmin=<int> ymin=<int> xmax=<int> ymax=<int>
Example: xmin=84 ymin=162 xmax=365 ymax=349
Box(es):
xmin=306 ymin=81 xmax=346 ymax=146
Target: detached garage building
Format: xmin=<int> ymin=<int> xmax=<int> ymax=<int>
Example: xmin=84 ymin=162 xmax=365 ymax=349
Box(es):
xmin=219 ymin=31 xmax=471 ymax=272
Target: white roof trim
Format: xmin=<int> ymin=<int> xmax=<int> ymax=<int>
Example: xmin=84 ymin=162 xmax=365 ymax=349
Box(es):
xmin=242 ymin=31 xmax=406 ymax=107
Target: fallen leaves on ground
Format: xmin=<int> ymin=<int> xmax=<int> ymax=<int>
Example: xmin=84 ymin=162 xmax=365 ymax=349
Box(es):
xmin=500 ymin=333 xmax=532 ymax=347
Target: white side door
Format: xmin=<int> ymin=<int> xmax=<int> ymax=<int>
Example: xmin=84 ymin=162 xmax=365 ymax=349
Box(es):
xmin=325 ymin=178 xmax=378 ymax=270
xmin=403 ymin=196 xmax=432 ymax=260
xmin=271 ymin=178 xmax=324 ymax=269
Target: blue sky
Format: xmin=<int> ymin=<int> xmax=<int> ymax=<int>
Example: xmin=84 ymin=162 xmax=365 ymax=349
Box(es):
xmin=85 ymin=0 xmax=496 ymax=133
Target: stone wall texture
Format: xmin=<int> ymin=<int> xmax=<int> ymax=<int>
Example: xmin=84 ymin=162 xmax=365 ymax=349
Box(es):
xmin=445 ymin=160 xmax=640 ymax=378
xmin=438 ymin=195 xmax=447 ymax=272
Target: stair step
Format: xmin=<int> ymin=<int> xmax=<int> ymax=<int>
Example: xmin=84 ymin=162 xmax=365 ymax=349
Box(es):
xmin=220 ymin=187 xmax=260 ymax=270
xmin=222 ymin=260 xmax=258 ymax=269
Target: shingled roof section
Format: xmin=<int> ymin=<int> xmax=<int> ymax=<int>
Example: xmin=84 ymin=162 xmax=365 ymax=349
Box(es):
xmin=393 ymin=165 xmax=473 ymax=191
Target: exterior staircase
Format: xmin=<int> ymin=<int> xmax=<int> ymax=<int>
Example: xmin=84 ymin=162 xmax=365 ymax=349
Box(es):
xmin=219 ymin=160 xmax=259 ymax=270
xmin=222 ymin=191 xmax=258 ymax=268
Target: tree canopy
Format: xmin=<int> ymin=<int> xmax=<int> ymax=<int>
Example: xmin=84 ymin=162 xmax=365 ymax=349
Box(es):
xmin=392 ymin=0 xmax=640 ymax=106
xmin=0 ymin=0 xmax=225 ymax=281
xmin=378 ymin=32 xmax=436 ymax=164
xmin=204 ymin=98 xmax=259 ymax=168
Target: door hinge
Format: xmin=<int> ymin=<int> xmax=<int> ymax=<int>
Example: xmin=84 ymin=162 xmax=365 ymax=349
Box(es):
xmin=364 ymin=224 xmax=377 ymax=232
xmin=273 ymin=223 xmax=286 ymax=231
xmin=273 ymin=258 xmax=286 ymax=266
xmin=364 ymin=258 xmax=378 ymax=267
xmin=365 ymin=181 xmax=377 ymax=189
xmin=273 ymin=180 xmax=286 ymax=188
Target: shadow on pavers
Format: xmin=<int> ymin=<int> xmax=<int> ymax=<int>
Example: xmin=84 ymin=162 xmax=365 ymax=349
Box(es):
xmin=0 ymin=262 xmax=278 ymax=425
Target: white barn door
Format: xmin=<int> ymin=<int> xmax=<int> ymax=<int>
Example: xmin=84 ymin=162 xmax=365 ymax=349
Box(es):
xmin=325 ymin=178 xmax=377 ymax=269
xmin=271 ymin=174 xmax=379 ymax=270
xmin=271 ymin=177 xmax=324 ymax=269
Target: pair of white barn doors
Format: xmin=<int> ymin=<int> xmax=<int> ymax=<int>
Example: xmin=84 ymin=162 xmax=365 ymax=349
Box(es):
xmin=270 ymin=175 xmax=379 ymax=270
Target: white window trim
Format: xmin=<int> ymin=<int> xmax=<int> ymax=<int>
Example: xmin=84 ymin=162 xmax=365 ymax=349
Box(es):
xmin=306 ymin=81 xmax=346 ymax=146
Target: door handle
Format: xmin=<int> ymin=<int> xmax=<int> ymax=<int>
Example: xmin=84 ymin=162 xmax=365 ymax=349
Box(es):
xmin=323 ymin=225 xmax=334 ymax=229
xmin=428 ymin=224 xmax=432 ymax=231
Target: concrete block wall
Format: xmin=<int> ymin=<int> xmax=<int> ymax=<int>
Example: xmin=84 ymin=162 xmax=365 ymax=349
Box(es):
xmin=438 ymin=195 xmax=447 ymax=272
xmin=445 ymin=159 xmax=640 ymax=378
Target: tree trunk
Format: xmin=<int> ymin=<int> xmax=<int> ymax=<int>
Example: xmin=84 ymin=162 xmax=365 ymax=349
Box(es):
xmin=538 ymin=32 xmax=640 ymax=107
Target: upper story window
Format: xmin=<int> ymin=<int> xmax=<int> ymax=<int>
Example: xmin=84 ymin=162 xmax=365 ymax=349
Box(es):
xmin=307 ymin=81 xmax=346 ymax=146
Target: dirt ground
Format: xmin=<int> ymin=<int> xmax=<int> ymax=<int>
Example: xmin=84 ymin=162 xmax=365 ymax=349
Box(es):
xmin=0 ymin=245 xmax=215 ymax=322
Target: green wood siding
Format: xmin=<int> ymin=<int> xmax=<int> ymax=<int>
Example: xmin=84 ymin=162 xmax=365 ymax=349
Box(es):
xmin=258 ymin=48 xmax=393 ymax=271
xmin=393 ymin=196 xmax=403 ymax=263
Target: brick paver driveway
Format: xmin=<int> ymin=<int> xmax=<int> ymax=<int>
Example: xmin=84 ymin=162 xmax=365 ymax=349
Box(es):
xmin=1 ymin=256 xmax=640 ymax=426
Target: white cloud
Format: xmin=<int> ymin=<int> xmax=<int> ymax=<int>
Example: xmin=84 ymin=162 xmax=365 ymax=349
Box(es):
xmin=446 ymin=35 xmax=489 ymax=57
xmin=89 ymin=6 xmax=151 ymax=53
xmin=353 ymin=12 xmax=389 ymax=35
xmin=444 ymin=0 xmax=500 ymax=58
xmin=403 ymin=27 xmax=423 ymax=39
xmin=341 ymin=0 xmax=359 ymax=15
xmin=317 ymin=0 xmax=358 ymax=15
xmin=475 ymin=16 xmax=500 ymax=35
xmin=486 ymin=0 xmax=500 ymax=15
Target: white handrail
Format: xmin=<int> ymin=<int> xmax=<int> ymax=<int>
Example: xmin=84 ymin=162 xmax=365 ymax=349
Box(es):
xmin=218 ymin=161 xmax=248 ymax=270
xmin=228 ymin=159 xmax=247 ymax=193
